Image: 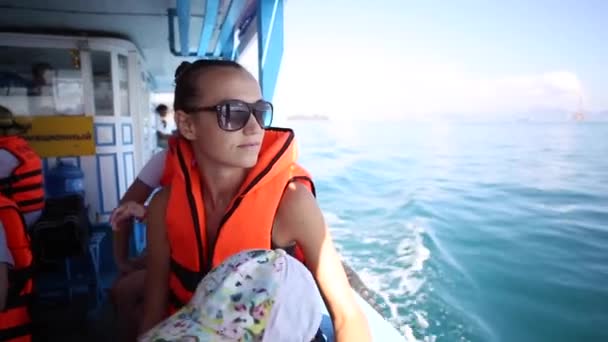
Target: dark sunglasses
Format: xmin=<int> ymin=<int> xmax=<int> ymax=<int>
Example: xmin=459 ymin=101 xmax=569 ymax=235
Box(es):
xmin=184 ymin=99 xmax=273 ymax=132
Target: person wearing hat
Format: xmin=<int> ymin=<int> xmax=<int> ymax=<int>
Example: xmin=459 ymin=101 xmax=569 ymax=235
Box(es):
xmin=0 ymin=193 xmax=35 ymax=342
xmin=139 ymin=249 xmax=327 ymax=342
xmin=0 ymin=105 xmax=44 ymax=227
xmin=0 ymin=105 xmax=40 ymax=341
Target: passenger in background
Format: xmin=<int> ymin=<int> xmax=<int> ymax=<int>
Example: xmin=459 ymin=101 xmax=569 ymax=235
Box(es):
xmin=111 ymin=69 xmax=182 ymax=341
xmin=28 ymin=62 xmax=55 ymax=97
xmin=155 ymin=104 xmax=176 ymax=149
xmin=0 ymin=194 xmax=35 ymax=342
xmin=28 ymin=63 xmax=57 ymax=114
xmin=109 ymin=141 xmax=174 ymax=342
xmin=0 ymin=219 xmax=9 ymax=312
xmin=110 ymin=137 xmax=175 ymax=272
xmin=0 ymin=105 xmax=44 ymax=228
xmin=0 ymin=105 xmax=39 ymax=341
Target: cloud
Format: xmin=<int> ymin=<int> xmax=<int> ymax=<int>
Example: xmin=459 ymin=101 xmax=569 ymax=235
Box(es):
xmin=490 ymin=71 xmax=584 ymax=109
xmin=383 ymin=68 xmax=586 ymax=119
xmin=241 ymin=47 xmax=587 ymax=121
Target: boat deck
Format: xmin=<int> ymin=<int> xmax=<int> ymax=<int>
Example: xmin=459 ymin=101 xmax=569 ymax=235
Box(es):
xmin=32 ymin=294 xmax=116 ymax=342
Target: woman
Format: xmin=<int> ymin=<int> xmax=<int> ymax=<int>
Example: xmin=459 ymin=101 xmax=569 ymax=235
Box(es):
xmin=110 ymin=98 xmax=180 ymax=341
xmin=141 ymin=60 xmax=371 ymax=342
xmin=110 ymin=148 xmax=171 ymax=342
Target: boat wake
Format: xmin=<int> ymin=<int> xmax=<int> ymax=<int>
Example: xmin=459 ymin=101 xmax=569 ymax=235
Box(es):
xmin=324 ymin=211 xmax=435 ymax=341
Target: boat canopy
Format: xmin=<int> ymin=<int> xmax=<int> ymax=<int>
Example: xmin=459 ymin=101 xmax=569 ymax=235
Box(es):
xmin=0 ymin=0 xmax=285 ymax=99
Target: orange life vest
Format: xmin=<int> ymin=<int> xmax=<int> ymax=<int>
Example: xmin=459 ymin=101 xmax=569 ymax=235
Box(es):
xmin=165 ymin=128 xmax=315 ymax=311
xmin=0 ymin=136 xmax=44 ymax=214
xmin=0 ymin=195 xmax=34 ymax=342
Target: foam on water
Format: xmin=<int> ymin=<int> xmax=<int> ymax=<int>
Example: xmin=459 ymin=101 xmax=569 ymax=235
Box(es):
xmin=324 ymin=208 xmax=435 ymax=340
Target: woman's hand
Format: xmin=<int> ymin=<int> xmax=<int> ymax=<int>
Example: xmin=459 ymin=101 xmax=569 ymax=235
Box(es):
xmin=111 ymin=201 xmax=147 ymax=273
xmin=110 ymin=201 xmax=147 ymax=231
xmin=112 ymin=179 xmax=154 ymax=278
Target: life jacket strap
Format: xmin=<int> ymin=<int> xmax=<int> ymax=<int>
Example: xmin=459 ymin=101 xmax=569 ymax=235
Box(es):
xmin=170 ymin=257 xmax=203 ymax=293
xmin=0 ymin=169 xmax=42 ymax=187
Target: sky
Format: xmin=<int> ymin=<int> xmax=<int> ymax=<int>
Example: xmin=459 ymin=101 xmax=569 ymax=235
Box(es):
xmin=238 ymin=0 xmax=608 ymax=121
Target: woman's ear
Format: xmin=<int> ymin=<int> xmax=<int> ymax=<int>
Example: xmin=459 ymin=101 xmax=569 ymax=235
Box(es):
xmin=175 ymin=110 xmax=197 ymax=140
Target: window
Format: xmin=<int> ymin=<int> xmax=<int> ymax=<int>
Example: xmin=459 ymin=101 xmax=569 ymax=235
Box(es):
xmin=118 ymin=54 xmax=130 ymax=117
xmin=0 ymin=46 xmax=84 ymax=115
xmin=91 ymin=51 xmax=113 ymax=116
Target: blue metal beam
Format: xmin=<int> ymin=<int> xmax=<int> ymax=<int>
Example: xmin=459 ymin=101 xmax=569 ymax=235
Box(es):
xmin=213 ymin=0 xmax=247 ymax=59
xmin=222 ymin=30 xmax=237 ymax=60
xmin=234 ymin=13 xmax=256 ymax=60
xmin=257 ymin=0 xmax=284 ymax=101
xmin=197 ymin=0 xmax=221 ymax=56
xmin=176 ymin=0 xmax=191 ymax=56
xmin=167 ymin=9 xmax=215 ymax=57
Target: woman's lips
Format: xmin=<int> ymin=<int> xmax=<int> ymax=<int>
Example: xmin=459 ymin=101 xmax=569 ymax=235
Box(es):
xmin=237 ymin=142 xmax=260 ymax=148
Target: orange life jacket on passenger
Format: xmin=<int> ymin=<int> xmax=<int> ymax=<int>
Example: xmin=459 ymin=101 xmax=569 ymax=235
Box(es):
xmin=165 ymin=128 xmax=314 ymax=311
xmin=0 ymin=195 xmax=34 ymax=342
xmin=0 ymin=136 xmax=45 ymax=214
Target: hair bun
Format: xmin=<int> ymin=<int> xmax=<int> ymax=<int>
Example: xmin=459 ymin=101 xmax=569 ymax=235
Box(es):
xmin=174 ymin=61 xmax=192 ymax=80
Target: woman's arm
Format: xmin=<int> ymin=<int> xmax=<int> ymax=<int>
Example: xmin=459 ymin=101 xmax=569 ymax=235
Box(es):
xmin=113 ymin=150 xmax=168 ymax=273
xmin=111 ymin=179 xmax=154 ymax=273
xmin=139 ymin=188 xmax=171 ymax=334
xmin=274 ymin=182 xmax=372 ymax=342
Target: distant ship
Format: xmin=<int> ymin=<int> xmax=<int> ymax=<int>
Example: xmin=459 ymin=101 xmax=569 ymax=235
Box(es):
xmin=286 ymin=114 xmax=329 ymax=121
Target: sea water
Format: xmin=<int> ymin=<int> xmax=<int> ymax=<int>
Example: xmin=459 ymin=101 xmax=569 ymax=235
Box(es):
xmin=290 ymin=120 xmax=608 ymax=342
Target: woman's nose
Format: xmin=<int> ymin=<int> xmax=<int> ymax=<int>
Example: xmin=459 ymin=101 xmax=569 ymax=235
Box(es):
xmin=242 ymin=113 xmax=263 ymax=135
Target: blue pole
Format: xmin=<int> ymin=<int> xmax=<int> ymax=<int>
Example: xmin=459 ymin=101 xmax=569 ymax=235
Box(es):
xmin=228 ymin=29 xmax=241 ymax=60
xmin=214 ymin=0 xmax=247 ymax=59
xmin=233 ymin=16 xmax=256 ymax=60
xmin=257 ymin=0 xmax=284 ymax=101
xmin=197 ymin=0 xmax=221 ymax=57
xmin=176 ymin=0 xmax=191 ymax=56
xmin=223 ymin=30 xmax=237 ymax=60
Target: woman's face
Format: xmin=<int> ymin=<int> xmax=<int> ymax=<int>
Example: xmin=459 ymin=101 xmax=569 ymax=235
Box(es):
xmin=176 ymin=67 xmax=266 ymax=169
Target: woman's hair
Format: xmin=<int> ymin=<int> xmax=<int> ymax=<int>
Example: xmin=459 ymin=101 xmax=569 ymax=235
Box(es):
xmin=173 ymin=60 xmax=245 ymax=112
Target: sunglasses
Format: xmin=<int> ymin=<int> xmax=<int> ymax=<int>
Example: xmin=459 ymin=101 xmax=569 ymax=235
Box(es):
xmin=184 ymin=99 xmax=273 ymax=132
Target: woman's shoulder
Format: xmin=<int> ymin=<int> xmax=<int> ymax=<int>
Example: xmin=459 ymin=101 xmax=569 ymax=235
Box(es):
xmin=151 ymin=148 xmax=169 ymax=163
xmin=280 ymin=181 xmax=316 ymax=212
xmin=137 ymin=149 xmax=169 ymax=188
xmin=274 ymin=181 xmax=323 ymax=239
